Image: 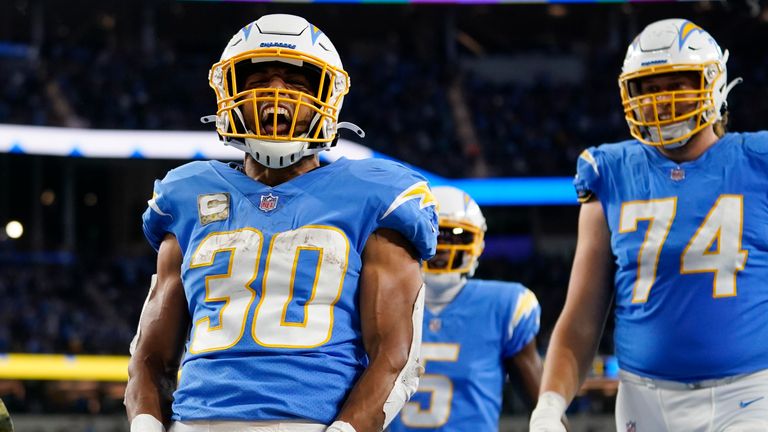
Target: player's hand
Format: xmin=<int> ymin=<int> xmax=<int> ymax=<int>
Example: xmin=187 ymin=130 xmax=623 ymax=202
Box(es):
xmin=529 ymin=392 xmax=568 ymax=432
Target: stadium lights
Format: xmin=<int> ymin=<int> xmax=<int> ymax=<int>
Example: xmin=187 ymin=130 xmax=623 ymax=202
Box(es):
xmin=4 ymin=221 xmax=23 ymax=239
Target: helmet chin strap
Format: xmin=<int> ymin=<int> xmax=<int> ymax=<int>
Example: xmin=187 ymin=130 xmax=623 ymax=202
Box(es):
xmin=338 ymin=122 xmax=366 ymax=139
xmin=423 ymin=273 xmax=467 ymax=312
xmin=200 ymin=106 xmax=367 ymax=165
xmin=647 ymin=117 xmax=697 ymax=149
xmin=723 ymin=77 xmax=743 ymax=102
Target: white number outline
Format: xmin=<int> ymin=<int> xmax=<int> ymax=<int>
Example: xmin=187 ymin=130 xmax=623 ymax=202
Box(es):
xmin=188 ymin=228 xmax=261 ymax=354
xmin=681 ymin=195 xmax=748 ymax=298
xmin=620 ymin=195 xmax=748 ymax=303
xmin=400 ymin=343 xmax=460 ymax=428
xmin=188 ymin=225 xmax=349 ymax=353
xmin=619 ymin=198 xmax=677 ymax=303
xmin=253 ymin=225 xmax=349 ymax=348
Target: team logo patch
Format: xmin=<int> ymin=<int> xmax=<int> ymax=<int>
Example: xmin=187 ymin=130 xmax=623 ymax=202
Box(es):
xmin=670 ymin=167 xmax=685 ymax=181
xmin=625 ymin=421 xmax=636 ymax=432
xmin=259 ymin=193 xmax=279 ymax=212
xmin=198 ymin=193 xmax=230 ymax=225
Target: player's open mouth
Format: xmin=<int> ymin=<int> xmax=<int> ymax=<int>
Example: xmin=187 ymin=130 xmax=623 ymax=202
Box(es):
xmin=428 ymin=257 xmax=450 ymax=269
xmin=260 ymin=105 xmax=293 ymax=135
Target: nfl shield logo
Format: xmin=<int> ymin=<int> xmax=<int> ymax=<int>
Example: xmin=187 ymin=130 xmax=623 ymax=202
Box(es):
xmin=259 ymin=193 xmax=279 ymax=212
xmin=429 ymin=318 xmax=442 ymax=332
xmin=670 ymin=167 xmax=685 ymax=181
xmin=626 ymin=421 xmax=636 ymax=432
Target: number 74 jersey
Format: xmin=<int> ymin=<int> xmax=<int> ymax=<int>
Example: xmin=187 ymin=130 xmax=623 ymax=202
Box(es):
xmin=142 ymin=158 xmax=438 ymax=423
xmin=574 ymin=132 xmax=768 ymax=382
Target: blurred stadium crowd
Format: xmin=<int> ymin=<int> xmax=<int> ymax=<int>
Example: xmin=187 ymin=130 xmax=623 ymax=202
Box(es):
xmin=1 ymin=0 xmax=768 ymax=416
xmin=3 ymin=1 xmax=767 ymax=178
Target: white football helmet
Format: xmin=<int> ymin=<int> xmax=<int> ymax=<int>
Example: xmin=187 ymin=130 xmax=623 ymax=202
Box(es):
xmin=423 ymin=186 xmax=487 ymax=290
xmin=207 ymin=14 xmax=356 ymax=168
xmin=619 ymin=19 xmax=741 ymax=148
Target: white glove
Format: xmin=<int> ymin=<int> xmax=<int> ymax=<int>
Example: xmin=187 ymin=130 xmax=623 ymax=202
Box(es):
xmin=529 ymin=391 xmax=568 ymax=432
xmin=326 ymin=420 xmax=356 ymax=432
xmin=130 ymin=414 xmax=165 ymax=432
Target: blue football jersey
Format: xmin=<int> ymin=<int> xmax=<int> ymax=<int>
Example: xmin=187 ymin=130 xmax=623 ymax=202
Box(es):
xmin=574 ymin=132 xmax=768 ymax=382
xmin=142 ymin=157 xmax=438 ymax=423
xmin=388 ymin=280 xmax=540 ymax=432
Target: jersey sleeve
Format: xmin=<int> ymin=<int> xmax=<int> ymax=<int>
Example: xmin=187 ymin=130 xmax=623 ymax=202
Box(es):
xmin=573 ymin=147 xmax=604 ymax=203
xmin=502 ymin=286 xmax=541 ymax=359
xmin=375 ymin=165 xmax=438 ymax=261
xmin=141 ymin=178 xmax=175 ymax=252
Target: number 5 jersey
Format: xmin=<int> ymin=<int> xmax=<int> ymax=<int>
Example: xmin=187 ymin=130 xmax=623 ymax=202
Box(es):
xmin=142 ymin=157 xmax=438 ymax=423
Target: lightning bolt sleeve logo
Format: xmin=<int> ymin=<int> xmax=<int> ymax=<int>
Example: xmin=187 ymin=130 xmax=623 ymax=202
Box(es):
xmin=579 ymin=149 xmax=600 ymax=176
xmin=148 ymin=192 xmax=171 ymax=217
xmin=380 ymin=181 xmax=437 ymax=220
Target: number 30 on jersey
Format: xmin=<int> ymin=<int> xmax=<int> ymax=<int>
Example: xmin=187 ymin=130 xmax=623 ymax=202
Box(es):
xmin=187 ymin=226 xmax=350 ymax=353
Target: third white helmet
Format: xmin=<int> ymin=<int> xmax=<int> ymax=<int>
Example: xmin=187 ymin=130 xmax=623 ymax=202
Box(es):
xmin=423 ymin=186 xmax=487 ymax=278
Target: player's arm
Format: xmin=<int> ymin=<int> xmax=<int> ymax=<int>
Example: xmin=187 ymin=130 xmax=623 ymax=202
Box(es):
xmin=125 ymin=234 xmax=190 ymax=430
xmin=504 ymin=339 xmax=543 ymax=410
xmin=530 ymin=199 xmax=613 ymax=430
xmin=332 ymin=228 xmax=424 ymax=432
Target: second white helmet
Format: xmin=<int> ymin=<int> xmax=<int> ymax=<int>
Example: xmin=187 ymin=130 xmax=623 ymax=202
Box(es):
xmin=618 ymin=19 xmax=740 ymax=147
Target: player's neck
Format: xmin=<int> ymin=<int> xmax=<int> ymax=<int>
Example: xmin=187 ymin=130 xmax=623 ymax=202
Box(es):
xmin=244 ymin=155 xmax=320 ymax=187
xmin=656 ymin=127 xmax=719 ymax=164
xmin=426 ymin=278 xmax=467 ymax=314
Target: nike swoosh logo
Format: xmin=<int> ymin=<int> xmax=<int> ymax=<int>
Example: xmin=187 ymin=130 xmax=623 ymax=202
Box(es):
xmin=739 ymin=397 xmax=764 ymax=408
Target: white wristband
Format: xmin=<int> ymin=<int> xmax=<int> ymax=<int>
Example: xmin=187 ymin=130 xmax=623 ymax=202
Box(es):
xmin=529 ymin=392 xmax=567 ymax=432
xmin=536 ymin=391 xmax=567 ymax=415
xmin=130 ymin=414 xmax=165 ymax=432
xmin=326 ymin=420 xmax=357 ymax=432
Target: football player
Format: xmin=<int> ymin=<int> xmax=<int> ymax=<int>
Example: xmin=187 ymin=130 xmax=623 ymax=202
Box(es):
xmin=125 ymin=14 xmax=438 ymax=432
xmin=388 ymin=186 xmax=542 ymax=432
xmin=531 ymin=19 xmax=768 ymax=432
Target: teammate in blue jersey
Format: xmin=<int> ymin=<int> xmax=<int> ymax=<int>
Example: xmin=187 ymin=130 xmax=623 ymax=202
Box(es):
xmin=531 ymin=19 xmax=768 ymax=432
xmin=388 ymin=186 xmax=543 ymax=432
xmin=125 ymin=14 xmax=438 ymax=432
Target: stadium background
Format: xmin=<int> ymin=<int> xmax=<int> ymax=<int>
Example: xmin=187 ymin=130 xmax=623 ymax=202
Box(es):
xmin=0 ymin=0 xmax=766 ymax=430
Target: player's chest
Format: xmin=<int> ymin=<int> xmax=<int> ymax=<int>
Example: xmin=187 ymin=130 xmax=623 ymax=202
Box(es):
xmin=183 ymin=191 xmax=370 ymax=249
xmin=422 ymin=312 xmax=504 ymax=371
xmin=605 ymin=173 xmax=768 ymax=278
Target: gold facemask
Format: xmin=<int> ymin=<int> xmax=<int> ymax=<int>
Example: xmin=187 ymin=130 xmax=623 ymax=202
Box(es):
xmin=209 ymin=48 xmax=349 ymax=144
xmin=423 ymin=219 xmax=485 ymax=275
xmin=619 ymin=62 xmax=723 ymax=147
